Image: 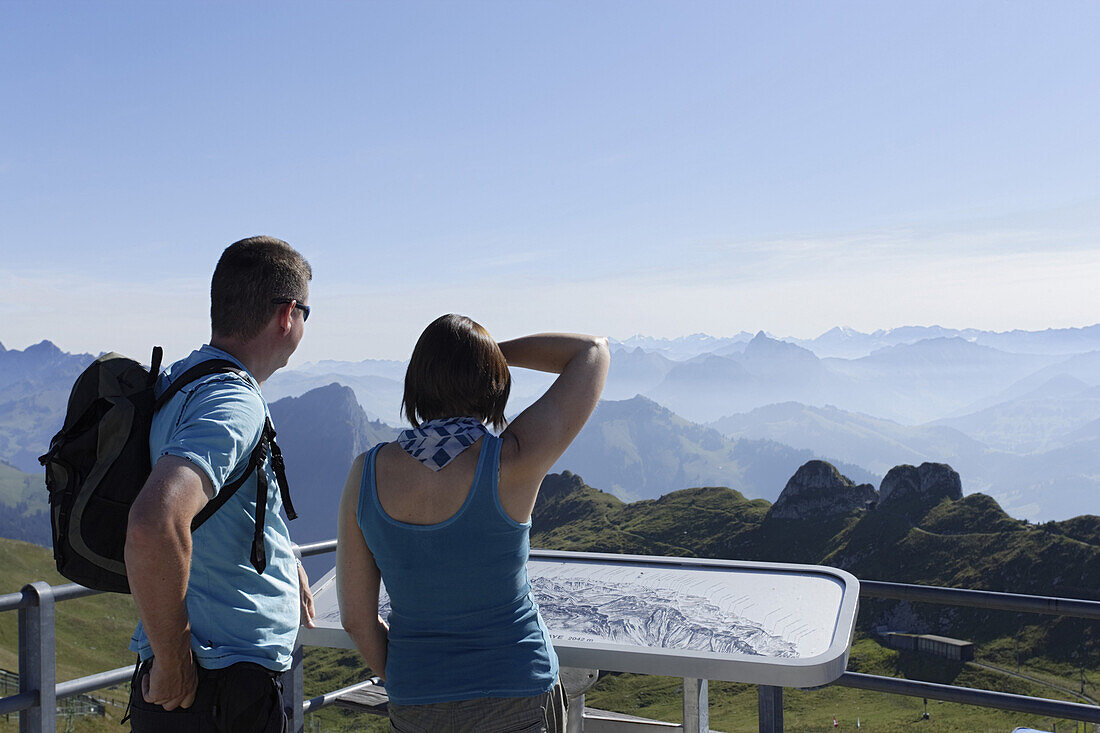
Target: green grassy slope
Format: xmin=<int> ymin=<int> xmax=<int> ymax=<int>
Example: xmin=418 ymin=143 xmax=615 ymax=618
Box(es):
xmin=0 ymin=537 xmax=137 ymax=731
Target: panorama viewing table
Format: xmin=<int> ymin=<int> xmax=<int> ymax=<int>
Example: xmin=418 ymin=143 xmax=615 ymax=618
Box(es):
xmin=301 ymin=549 xmax=861 ymax=731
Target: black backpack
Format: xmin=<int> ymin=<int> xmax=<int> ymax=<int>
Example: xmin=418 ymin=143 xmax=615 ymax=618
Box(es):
xmin=39 ymin=346 xmax=297 ymax=593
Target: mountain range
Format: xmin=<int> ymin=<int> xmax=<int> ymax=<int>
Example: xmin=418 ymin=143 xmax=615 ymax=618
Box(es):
xmin=0 ymin=340 xmax=95 ymax=472
xmin=2 ymin=324 xmax=1098 ymax=523
xmin=618 ymin=324 xmax=1100 ymax=360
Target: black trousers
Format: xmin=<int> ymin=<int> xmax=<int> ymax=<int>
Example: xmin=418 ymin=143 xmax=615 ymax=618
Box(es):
xmin=127 ymin=658 xmax=287 ymax=733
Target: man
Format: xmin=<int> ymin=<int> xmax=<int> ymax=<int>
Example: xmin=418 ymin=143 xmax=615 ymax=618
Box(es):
xmin=125 ymin=236 xmax=316 ymax=732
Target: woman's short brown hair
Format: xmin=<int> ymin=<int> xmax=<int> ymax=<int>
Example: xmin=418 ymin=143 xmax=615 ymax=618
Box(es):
xmin=402 ymin=314 xmax=510 ymax=430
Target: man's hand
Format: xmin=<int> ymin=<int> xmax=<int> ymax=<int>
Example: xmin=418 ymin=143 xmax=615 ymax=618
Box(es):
xmin=298 ymin=562 xmax=316 ymax=629
xmin=142 ymin=653 xmax=199 ymax=710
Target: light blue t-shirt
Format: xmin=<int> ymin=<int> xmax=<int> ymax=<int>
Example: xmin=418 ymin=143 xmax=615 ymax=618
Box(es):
xmin=129 ymin=345 xmax=299 ymax=672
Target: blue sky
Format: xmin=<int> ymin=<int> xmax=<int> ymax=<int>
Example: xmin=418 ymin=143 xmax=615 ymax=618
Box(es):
xmin=2 ymin=1 xmax=1099 ymax=362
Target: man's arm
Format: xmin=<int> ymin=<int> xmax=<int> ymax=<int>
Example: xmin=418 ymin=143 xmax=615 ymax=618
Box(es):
xmin=125 ymin=455 xmax=212 ymax=710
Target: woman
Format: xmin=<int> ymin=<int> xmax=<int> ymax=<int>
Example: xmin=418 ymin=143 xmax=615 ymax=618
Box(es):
xmin=337 ymin=314 xmax=609 ymax=733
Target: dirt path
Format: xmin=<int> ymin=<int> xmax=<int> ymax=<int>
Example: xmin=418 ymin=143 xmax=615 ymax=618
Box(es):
xmin=969 ymin=660 xmax=1097 ymax=706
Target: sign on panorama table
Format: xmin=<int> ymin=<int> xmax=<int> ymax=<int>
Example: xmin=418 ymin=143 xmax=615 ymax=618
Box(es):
xmin=303 ymin=550 xmax=859 ymax=688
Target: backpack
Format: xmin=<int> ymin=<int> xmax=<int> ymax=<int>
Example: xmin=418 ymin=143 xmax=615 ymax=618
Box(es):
xmin=39 ymin=346 xmax=297 ymax=593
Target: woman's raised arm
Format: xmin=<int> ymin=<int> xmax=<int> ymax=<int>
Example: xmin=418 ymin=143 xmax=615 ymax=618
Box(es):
xmin=499 ymin=333 xmax=610 ymax=493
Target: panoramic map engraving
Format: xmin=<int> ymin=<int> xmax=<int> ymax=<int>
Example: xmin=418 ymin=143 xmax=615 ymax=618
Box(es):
xmin=314 ymin=559 xmax=845 ymax=661
xmin=531 ymin=576 xmax=799 ymax=658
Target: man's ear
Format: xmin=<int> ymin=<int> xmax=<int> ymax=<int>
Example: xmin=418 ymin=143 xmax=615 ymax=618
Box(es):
xmin=275 ymin=301 xmax=295 ymax=335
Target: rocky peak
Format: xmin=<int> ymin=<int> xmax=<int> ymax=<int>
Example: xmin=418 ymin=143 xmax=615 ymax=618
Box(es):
xmin=25 ymin=339 xmax=62 ymax=356
xmin=878 ymin=462 xmax=962 ymax=508
xmin=767 ymin=460 xmax=878 ymax=520
xmin=538 ymin=471 xmax=589 ymax=501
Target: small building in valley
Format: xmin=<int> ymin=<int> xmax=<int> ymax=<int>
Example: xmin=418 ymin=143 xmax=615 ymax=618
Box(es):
xmin=884 ymin=632 xmax=975 ymax=661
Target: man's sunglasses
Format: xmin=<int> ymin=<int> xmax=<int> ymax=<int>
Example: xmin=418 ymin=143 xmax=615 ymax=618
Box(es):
xmin=272 ymin=298 xmax=311 ymax=322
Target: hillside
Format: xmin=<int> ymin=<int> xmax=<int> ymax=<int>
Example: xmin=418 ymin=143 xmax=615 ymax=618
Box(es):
xmin=0 ymin=537 xmax=138 ymax=730
xmin=935 ymin=377 xmax=1100 ymax=453
xmin=0 ymin=461 xmax=49 ymax=546
xmin=532 ymin=463 xmax=1099 ymax=659
xmin=268 ymin=383 xmax=398 ymax=576
xmin=711 ymin=401 xmax=983 ymax=475
xmin=551 ymin=395 xmax=876 ymax=503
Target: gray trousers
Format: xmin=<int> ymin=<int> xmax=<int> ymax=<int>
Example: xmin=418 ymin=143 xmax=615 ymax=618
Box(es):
xmin=387 ymin=680 xmax=567 ymax=733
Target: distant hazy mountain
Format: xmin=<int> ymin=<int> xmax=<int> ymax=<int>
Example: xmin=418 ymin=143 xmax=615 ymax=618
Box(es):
xmin=295 ymin=357 xmax=408 ymax=381
xmin=268 ymin=383 xmax=398 ymax=577
xmin=614 ymin=332 xmax=756 ymax=360
xmin=645 ymin=353 xmax=760 ymax=422
xmin=711 ymin=402 xmax=984 ymax=475
xmin=644 ymin=334 xmax=1063 ymax=424
xmin=269 ymin=385 xmax=397 ymax=536
xmin=821 ymin=338 xmax=1062 ymax=423
xmin=551 ymin=395 xmax=877 ymax=503
xmin=602 ymin=346 xmax=676 ymax=401
xmin=935 ymin=376 xmax=1100 ymax=453
xmin=709 ymin=400 xmax=1098 ymax=521
xmin=0 ymin=340 xmax=94 ymax=391
xmin=0 ymin=341 xmax=94 ymax=472
xmin=789 ymin=324 xmax=1100 ymax=359
xmin=956 ymin=350 xmax=1100 ymax=416
xmin=264 ymin=370 xmax=406 ymax=425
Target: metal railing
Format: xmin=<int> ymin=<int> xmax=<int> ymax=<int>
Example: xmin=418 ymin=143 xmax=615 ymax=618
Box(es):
xmin=2 ymin=538 xmax=1098 ymax=732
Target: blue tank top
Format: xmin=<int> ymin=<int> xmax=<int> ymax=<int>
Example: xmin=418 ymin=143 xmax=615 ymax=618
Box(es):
xmin=356 ymin=435 xmax=558 ymax=705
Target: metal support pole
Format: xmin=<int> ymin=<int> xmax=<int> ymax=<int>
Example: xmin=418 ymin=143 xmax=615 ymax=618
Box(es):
xmin=287 ymin=639 xmax=304 ymax=733
xmin=683 ymin=678 xmax=709 ymax=733
xmin=19 ymin=582 xmax=55 ymax=733
xmin=565 ymin=693 xmax=585 ymax=733
xmin=757 ymin=686 xmax=783 ymax=733
xmin=561 ymin=667 xmax=598 ymax=733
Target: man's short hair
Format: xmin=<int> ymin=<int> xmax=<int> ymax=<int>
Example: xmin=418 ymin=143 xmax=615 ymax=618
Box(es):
xmin=402 ymin=314 xmax=511 ymax=431
xmin=211 ymin=236 xmax=312 ymax=340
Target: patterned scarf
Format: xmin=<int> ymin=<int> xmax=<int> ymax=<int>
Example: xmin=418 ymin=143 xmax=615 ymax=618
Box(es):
xmin=397 ymin=416 xmax=489 ymax=471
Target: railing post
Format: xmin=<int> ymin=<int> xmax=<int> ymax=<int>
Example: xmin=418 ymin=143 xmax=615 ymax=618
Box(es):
xmin=19 ymin=582 xmax=56 ymax=733
xmin=561 ymin=667 xmax=598 ymax=733
xmin=286 ymin=638 xmax=304 ymax=733
xmin=683 ymin=677 xmax=709 ymax=733
xmin=565 ymin=695 xmax=584 ymax=733
xmin=757 ymin=685 xmax=783 ymax=733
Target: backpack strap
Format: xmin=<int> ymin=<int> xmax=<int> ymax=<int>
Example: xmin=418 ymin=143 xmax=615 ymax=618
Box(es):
xmin=189 ymin=417 xmax=296 ymax=573
xmin=160 ymin=358 xmax=297 ymax=574
xmin=266 ymin=419 xmax=297 ymax=521
xmin=154 ymin=358 xmax=247 ymax=410
xmin=148 ymin=346 xmax=164 ymax=386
